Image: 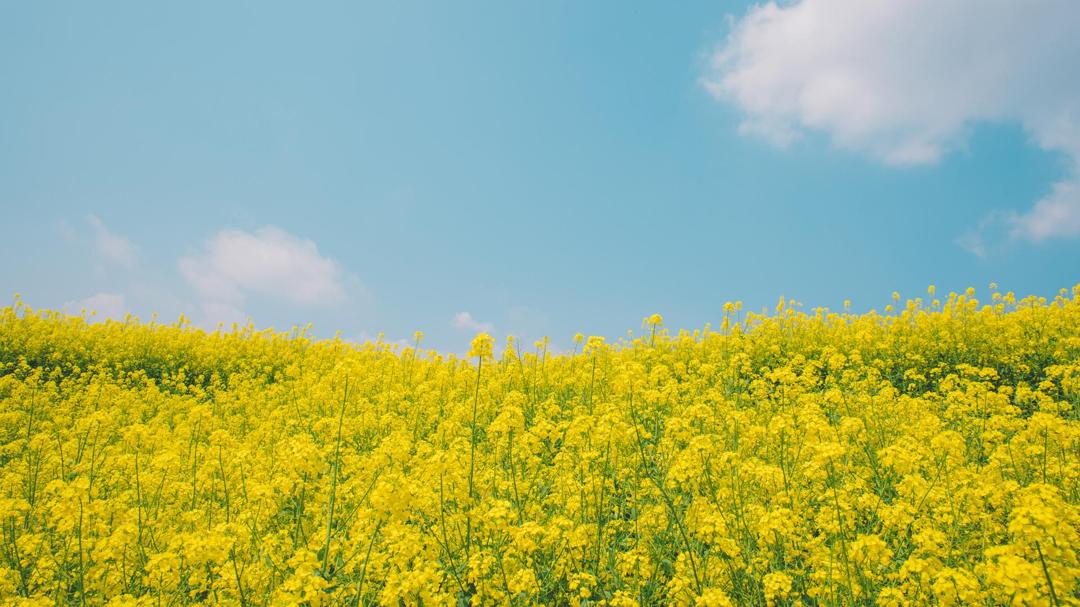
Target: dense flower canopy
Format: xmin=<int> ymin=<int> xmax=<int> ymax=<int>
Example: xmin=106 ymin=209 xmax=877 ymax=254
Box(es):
xmin=1 ymin=286 xmax=1079 ymax=606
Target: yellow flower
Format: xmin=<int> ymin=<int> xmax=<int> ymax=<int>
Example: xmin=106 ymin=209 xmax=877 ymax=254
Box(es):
xmin=763 ymin=571 xmax=793 ymax=606
xmin=696 ymin=588 xmax=734 ymax=607
xmin=2 ymin=284 xmax=1080 ymax=605
xmin=585 ymin=335 xmax=605 ymax=353
xmin=468 ymin=332 xmax=494 ymax=359
xmin=932 ymin=568 xmax=980 ymax=607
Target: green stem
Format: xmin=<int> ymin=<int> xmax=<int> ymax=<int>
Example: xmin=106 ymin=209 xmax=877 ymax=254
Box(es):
xmin=466 ymin=357 xmax=482 ymax=560
xmin=1036 ymin=541 xmax=1061 ymax=607
xmin=321 ymin=378 xmax=350 ymax=578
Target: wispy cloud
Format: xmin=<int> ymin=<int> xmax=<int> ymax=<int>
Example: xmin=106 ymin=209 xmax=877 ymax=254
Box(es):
xmin=63 ymin=292 xmax=127 ymax=320
xmin=1010 ymin=180 xmax=1080 ymax=242
xmin=704 ymin=0 xmax=1080 ymax=247
xmin=451 ymin=311 xmax=494 ymax=334
xmin=179 ymin=226 xmax=351 ymax=325
xmin=88 ymin=215 xmax=138 ymax=267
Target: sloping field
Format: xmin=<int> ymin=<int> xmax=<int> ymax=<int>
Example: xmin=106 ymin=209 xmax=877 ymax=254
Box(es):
xmin=1 ymin=288 xmax=1078 ymax=606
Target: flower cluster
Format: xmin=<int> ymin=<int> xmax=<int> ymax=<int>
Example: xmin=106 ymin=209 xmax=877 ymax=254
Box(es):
xmin=1 ymin=286 xmax=1079 ymax=605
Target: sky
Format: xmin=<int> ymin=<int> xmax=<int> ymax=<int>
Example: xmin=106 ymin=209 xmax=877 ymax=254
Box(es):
xmin=2 ymin=0 xmax=1079 ymax=352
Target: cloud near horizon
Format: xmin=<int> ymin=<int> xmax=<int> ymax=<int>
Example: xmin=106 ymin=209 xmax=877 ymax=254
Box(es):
xmin=179 ymin=226 xmax=350 ymax=325
xmin=705 ymin=0 xmax=1080 ymax=248
xmin=451 ymin=311 xmax=494 ymax=334
xmin=63 ymin=292 xmax=127 ymax=320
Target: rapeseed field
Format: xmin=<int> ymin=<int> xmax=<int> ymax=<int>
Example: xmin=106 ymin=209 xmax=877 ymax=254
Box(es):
xmin=1 ymin=287 xmax=1078 ymax=606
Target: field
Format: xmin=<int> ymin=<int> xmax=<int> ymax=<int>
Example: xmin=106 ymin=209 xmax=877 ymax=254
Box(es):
xmin=1 ymin=287 xmax=1079 ymax=606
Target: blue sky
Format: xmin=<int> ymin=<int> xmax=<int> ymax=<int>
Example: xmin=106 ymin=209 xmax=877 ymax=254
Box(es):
xmin=2 ymin=1 xmax=1079 ymax=351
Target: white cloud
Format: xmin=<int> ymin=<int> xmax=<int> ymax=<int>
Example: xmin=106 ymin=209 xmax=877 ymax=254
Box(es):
xmin=956 ymin=210 xmax=1015 ymax=259
xmin=451 ymin=311 xmax=494 ymax=334
xmin=88 ymin=215 xmax=137 ymax=267
xmin=197 ymin=301 xmax=248 ymax=328
xmin=705 ymin=0 xmax=1080 ymax=243
xmin=1012 ymin=180 xmax=1080 ymax=241
xmin=179 ymin=226 xmax=349 ymax=324
xmin=63 ymin=292 xmax=127 ymax=320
